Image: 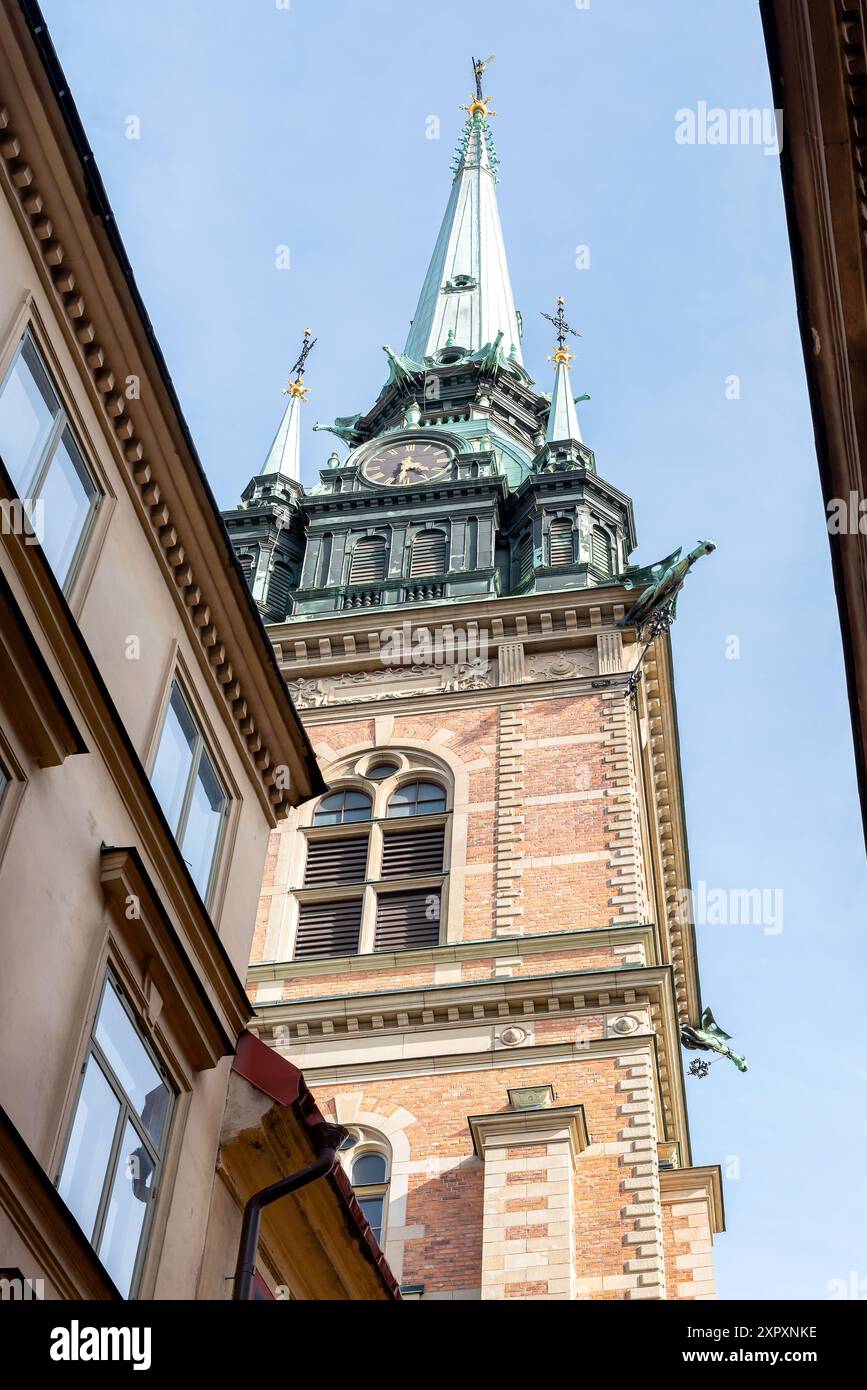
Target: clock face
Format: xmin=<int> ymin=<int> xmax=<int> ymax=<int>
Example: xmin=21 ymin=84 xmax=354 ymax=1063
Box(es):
xmin=362 ymin=439 xmax=451 ymax=487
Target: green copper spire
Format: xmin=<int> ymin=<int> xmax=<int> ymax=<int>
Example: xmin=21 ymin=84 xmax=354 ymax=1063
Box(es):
xmin=262 ymin=329 xmax=316 ymax=481
xmin=404 ymin=58 xmax=522 ymax=366
xmin=543 ymin=298 xmax=583 ymax=443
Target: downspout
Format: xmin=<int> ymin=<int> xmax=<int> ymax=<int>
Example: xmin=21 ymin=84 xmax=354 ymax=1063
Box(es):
xmin=232 ymin=1120 xmax=351 ymax=1301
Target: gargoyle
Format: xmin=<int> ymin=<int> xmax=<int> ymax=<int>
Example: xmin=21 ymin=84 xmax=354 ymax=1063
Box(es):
xmin=617 ymin=539 xmax=716 ymax=629
xmin=681 ymin=1007 xmax=748 ymax=1073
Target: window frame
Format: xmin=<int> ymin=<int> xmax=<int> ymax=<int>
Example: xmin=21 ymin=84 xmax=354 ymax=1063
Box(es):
xmin=346 ymin=1134 xmax=391 ymax=1248
xmin=0 ymin=328 xmax=102 ymax=593
xmin=55 ymin=971 xmax=175 ymax=1299
xmin=149 ymin=674 xmax=231 ymax=909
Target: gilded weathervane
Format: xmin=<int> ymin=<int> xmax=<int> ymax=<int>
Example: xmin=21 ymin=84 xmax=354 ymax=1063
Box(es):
xmin=542 ymin=295 xmax=581 ymax=366
xmin=461 ymin=54 xmax=496 ymax=119
xmin=283 ymin=327 xmax=317 ymax=401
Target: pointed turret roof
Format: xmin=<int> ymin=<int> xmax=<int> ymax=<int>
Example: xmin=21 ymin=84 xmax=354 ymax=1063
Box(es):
xmin=262 ymin=329 xmax=316 ymax=481
xmin=546 ymin=352 xmax=583 ymax=444
xmin=404 ymin=73 xmax=522 ymax=365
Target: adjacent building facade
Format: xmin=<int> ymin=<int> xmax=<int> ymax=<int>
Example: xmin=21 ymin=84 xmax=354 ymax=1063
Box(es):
xmin=761 ymin=0 xmax=867 ymax=849
xmin=0 ymin=0 xmax=397 ymax=1301
xmin=229 ymin=75 xmax=725 ymax=1299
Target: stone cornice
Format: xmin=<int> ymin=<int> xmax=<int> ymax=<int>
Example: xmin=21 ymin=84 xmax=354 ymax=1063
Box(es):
xmin=251 ymin=963 xmax=691 ymax=1154
xmin=0 ymin=11 xmax=324 ymax=819
xmin=660 ymin=1163 xmax=725 ymax=1234
xmin=246 ymin=922 xmax=658 ymax=985
xmin=468 ymin=1104 xmax=590 ymax=1165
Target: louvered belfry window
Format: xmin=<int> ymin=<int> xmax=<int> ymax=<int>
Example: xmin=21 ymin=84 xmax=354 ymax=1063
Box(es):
xmin=549 ymin=518 xmax=574 ymax=567
xmin=294 ymin=774 xmax=449 ymax=962
xmin=349 ymin=536 xmax=388 ymax=584
xmin=294 ymin=898 xmax=363 ymax=959
xmin=303 ymin=837 xmax=368 ymax=886
xmin=374 ymin=889 xmax=440 ymax=952
xmin=410 ymin=529 xmax=448 ymax=578
xmin=237 ymin=551 xmax=254 ymax=586
xmin=517 ymin=531 xmax=533 ymax=582
xmin=590 ymin=527 xmax=612 ymax=576
xmin=267 ymin=561 xmax=293 ymax=619
xmin=381 ymin=824 xmax=445 ymax=879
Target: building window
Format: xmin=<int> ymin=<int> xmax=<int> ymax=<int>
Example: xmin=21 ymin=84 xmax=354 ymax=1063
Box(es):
xmin=349 ymin=1140 xmax=390 ymax=1246
xmin=349 ymin=535 xmax=387 ymax=584
xmin=317 ymin=532 xmax=333 ymax=586
xmin=365 ymin=761 xmax=399 ymax=781
xmin=548 ymin=518 xmax=574 ymax=567
xmin=312 ymin=789 xmax=372 ymax=825
xmin=590 ymin=526 xmax=612 ymax=576
xmin=0 ymin=331 xmax=100 ymax=590
xmin=267 ymin=560 xmax=293 ymax=619
xmin=150 ymin=681 xmax=228 ymax=903
xmin=466 ymin=516 xmax=479 ymax=570
xmin=409 ymin=528 xmax=448 ymax=577
xmin=387 ymin=780 xmax=447 ymax=818
xmin=293 ymin=766 xmax=449 ymax=960
xmin=515 ymin=530 xmax=533 ymax=584
xmin=57 ymin=974 xmax=174 ymax=1298
xmin=237 ymin=551 xmax=255 ymax=587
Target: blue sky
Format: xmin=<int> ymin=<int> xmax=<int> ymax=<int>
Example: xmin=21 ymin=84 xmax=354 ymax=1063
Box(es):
xmin=40 ymin=0 xmax=867 ymax=1300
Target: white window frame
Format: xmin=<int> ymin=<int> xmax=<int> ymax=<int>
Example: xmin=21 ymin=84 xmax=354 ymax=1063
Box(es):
xmin=55 ymin=971 xmax=175 ymax=1298
xmin=0 ymin=328 xmax=101 ymax=592
xmin=150 ymin=676 xmax=230 ymax=908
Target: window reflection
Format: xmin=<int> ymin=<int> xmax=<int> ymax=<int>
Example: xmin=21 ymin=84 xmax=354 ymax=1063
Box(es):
xmin=57 ymin=976 xmax=174 ymax=1297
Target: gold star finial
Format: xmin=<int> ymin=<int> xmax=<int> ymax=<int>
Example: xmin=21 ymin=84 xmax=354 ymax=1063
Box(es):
xmin=548 ymin=345 xmax=576 ymax=367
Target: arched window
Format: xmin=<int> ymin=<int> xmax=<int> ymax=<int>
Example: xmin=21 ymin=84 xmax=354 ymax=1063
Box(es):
xmin=409 ymin=528 xmax=448 ymax=577
xmin=387 ymin=780 xmax=447 ymax=818
xmin=294 ymin=763 xmax=450 ymax=961
xmin=312 ymin=789 xmax=372 ymax=825
xmin=349 ymin=535 xmax=387 ymax=584
xmin=548 ymin=518 xmax=574 ymax=567
xmin=349 ymin=1138 xmax=390 ymax=1245
xmin=590 ymin=527 xmax=612 ymax=576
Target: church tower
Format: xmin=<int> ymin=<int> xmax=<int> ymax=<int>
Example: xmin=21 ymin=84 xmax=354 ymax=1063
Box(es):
xmin=223 ymin=62 xmax=725 ymax=1301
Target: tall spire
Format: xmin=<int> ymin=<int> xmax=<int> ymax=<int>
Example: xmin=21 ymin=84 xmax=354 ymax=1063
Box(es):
xmin=543 ymin=297 xmax=583 ymax=443
xmin=404 ymin=57 xmax=523 ymax=365
xmin=262 ymin=329 xmax=316 ymax=480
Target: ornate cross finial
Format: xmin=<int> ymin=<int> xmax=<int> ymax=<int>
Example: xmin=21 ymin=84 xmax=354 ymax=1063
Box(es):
xmin=283 ymin=327 xmax=317 ymax=400
xmin=461 ymin=53 xmax=496 ymax=119
xmin=542 ymin=295 xmax=581 ymax=364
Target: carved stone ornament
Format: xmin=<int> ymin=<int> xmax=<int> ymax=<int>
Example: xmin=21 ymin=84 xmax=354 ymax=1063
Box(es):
xmin=288 ymin=659 xmax=495 ymax=708
xmin=526 ymin=648 xmax=596 ymax=681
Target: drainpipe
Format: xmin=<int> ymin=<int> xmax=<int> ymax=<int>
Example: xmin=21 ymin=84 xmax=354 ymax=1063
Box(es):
xmin=233 ymin=1120 xmax=351 ymax=1300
